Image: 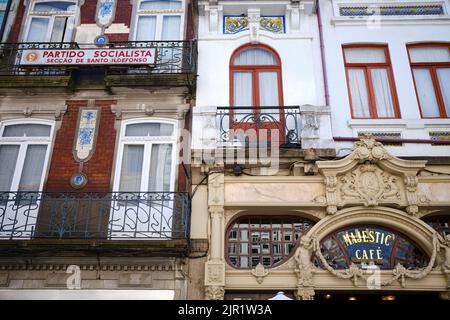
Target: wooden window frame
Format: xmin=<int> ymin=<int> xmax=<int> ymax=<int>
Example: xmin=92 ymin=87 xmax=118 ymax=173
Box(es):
xmin=343 ymin=44 xmax=401 ymax=119
xmin=407 ymin=43 xmax=450 ymax=119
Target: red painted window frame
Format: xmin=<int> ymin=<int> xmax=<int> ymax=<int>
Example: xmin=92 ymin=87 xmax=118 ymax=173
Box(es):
xmin=343 ymin=44 xmax=401 ymax=119
xmin=407 ymin=43 xmax=450 ymax=119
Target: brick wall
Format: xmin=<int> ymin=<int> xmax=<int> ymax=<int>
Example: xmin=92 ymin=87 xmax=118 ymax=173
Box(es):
xmin=8 ymin=0 xmax=25 ymax=42
xmin=45 ymin=100 xmax=117 ymax=192
xmin=114 ymin=0 xmax=132 ymax=27
xmin=80 ymin=0 xmax=96 ymax=24
xmin=105 ymin=32 xmax=129 ymax=42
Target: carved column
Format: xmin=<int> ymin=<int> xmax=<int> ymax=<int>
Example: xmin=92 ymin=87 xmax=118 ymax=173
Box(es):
xmin=204 ymin=173 xmax=226 ymax=300
xmin=248 ymin=8 xmax=260 ymax=44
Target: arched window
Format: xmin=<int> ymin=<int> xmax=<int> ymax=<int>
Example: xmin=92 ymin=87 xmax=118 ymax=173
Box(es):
xmin=113 ymin=119 xmax=177 ymax=192
xmin=0 ymin=121 xmax=53 ymax=192
xmin=226 ymin=216 xmax=314 ymax=269
xmin=316 ymin=225 xmax=428 ymax=270
xmin=24 ymin=1 xmax=78 ymax=42
xmin=134 ymin=0 xmax=184 ymax=41
xmin=423 ymin=214 xmax=450 ymax=237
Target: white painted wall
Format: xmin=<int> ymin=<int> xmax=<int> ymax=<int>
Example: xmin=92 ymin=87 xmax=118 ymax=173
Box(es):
xmin=319 ymin=0 xmax=450 ymax=157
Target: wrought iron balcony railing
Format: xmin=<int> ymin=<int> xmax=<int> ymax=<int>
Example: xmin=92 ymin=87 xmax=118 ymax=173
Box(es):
xmin=0 ymin=41 xmax=197 ymax=84
xmin=216 ymin=106 xmax=302 ymax=147
xmin=0 ymin=191 xmax=190 ymax=240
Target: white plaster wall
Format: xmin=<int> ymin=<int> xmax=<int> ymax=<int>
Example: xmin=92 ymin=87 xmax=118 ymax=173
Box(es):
xmin=319 ymin=0 xmax=450 ymax=157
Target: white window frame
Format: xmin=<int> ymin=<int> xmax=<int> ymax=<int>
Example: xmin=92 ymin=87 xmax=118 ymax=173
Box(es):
xmin=112 ymin=118 xmax=178 ymax=193
xmin=22 ymin=0 xmax=80 ymax=42
xmin=0 ymin=119 xmax=55 ymax=192
xmin=130 ymin=0 xmax=186 ymax=41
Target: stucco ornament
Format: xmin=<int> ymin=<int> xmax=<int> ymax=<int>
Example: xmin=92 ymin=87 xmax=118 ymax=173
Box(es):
xmin=205 ymin=285 xmax=225 ymax=300
xmin=251 ymin=263 xmax=269 ymax=284
xmin=294 ymin=236 xmax=316 ymax=300
xmin=317 ymin=137 xmax=427 ymax=215
xmin=441 ymin=234 xmax=450 ymax=273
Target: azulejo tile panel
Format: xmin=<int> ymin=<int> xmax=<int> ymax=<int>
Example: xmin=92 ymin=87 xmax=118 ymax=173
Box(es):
xmin=223 ymin=16 xmax=285 ymax=34
xmin=339 ymin=5 xmax=444 ymax=17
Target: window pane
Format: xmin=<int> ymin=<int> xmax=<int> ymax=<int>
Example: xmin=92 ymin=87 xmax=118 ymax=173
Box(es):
xmin=161 ymin=16 xmax=181 ymax=40
xmin=136 ymin=16 xmax=156 ymax=41
xmin=50 ymin=17 xmax=68 ymax=42
xmin=409 ymin=47 xmax=450 ymax=63
xmin=33 ymin=1 xmax=76 ymax=12
xmin=344 ymin=47 xmax=386 ymax=63
xmin=258 ymin=72 xmax=280 ymax=122
xmin=27 ymin=17 xmax=49 ymax=42
xmin=148 ymin=143 xmax=172 ymax=192
xmin=371 ymin=68 xmax=395 ymax=117
xmin=140 ymin=0 xmax=182 ymax=10
xmin=234 ymin=48 xmax=276 ymax=65
xmin=348 ymin=69 xmax=371 ymax=118
xmin=437 ymin=68 xmax=450 ymax=116
xmin=119 ymin=145 xmax=144 ymax=191
xmin=3 ymin=124 xmax=51 ymax=137
xmin=18 ymin=145 xmax=47 ymax=191
xmin=125 ymin=123 xmax=173 ymax=136
xmin=233 ymin=72 xmax=252 ymax=106
xmin=413 ymin=68 xmax=441 ymax=117
xmin=0 ymin=145 xmax=19 ymax=190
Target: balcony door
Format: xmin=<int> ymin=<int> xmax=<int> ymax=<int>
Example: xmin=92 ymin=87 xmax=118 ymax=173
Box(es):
xmin=230 ymin=45 xmax=284 ymax=144
xmin=24 ymin=1 xmax=77 ymax=43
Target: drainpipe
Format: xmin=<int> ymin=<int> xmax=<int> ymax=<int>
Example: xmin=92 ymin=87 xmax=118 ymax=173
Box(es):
xmin=0 ymin=0 xmax=13 ymax=42
xmin=334 ymin=136 xmax=450 ymax=145
xmin=316 ymin=1 xmax=330 ymax=106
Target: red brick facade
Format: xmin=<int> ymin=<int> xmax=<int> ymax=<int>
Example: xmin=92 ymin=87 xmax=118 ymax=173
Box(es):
xmin=45 ymin=100 xmax=117 ymax=192
xmin=8 ymin=0 xmax=25 ymax=42
xmin=105 ymin=32 xmax=130 ymax=42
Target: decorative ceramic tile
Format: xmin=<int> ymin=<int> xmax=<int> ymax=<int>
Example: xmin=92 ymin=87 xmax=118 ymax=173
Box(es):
xmin=357 ymin=132 xmax=402 ymax=146
xmin=340 ymin=5 xmax=444 ymax=16
xmin=96 ymin=0 xmax=117 ymax=28
xmin=260 ymin=16 xmax=285 ymax=34
xmin=74 ymin=108 xmax=100 ymax=162
xmin=429 ymin=131 xmax=450 ymax=146
xmin=224 ymin=16 xmax=249 ymax=34
xmin=224 ymin=16 xmax=285 ymax=34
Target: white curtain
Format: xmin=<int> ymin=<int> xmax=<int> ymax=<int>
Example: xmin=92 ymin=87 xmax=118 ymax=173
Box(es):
xmin=0 ymin=145 xmax=19 ymax=191
xmin=140 ymin=0 xmax=181 ymax=10
xmin=148 ymin=144 xmax=172 ymax=192
xmin=33 ymin=1 xmax=76 ymax=12
xmin=413 ymin=68 xmax=440 ymax=117
xmin=259 ymin=71 xmax=280 ymax=121
xmin=344 ymin=48 xmax=386 ymax=63
xmin=409 ymin=47 xmax=450 ymax=63
xmin=136 ymin=16 xmax=156 ymax=41
xmin=119 ymin=145 xmax=144 ymax=191
xmin=437 ymin=68 xmax=450 ymax=116
xmin=348 ymin=69 xmax=371 ymax=117
xmin=234 ymin=48 xmax=276 ymax=66
xmin=2 ymin=124 xmax=51 ymax=137
xmin=233 ymin=72 xmax=252 ymax=121
xmin=50 ymin=16 xmax=67 ymax=42
xmin=18 ymin=145 xmax=47 ymax=192
xmin=27 ymin=17 xmax=49 ymax=42
xmin=125 ymin=123 xmax=173 ymax=137
xmin=161 ymin=16 xmax=181 ymax=40
xmin=371 ymin=68 xmax=395 ymax=117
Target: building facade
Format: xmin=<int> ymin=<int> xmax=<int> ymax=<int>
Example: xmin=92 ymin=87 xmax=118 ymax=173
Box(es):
xmin=190 ymin=0 xmax=450 ymax=300
xmin=0 ymin=0 xmax=197 ymax=299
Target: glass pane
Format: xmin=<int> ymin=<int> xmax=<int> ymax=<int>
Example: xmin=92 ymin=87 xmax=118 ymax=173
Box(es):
xmin=125 ymin=123 xmax=173 ymax=136
xmin=348 ymin=69 xmax=371 ymax=118
xmin=33 ymin=1 xmax=76 ymax=12
xmin=371 ymin=68 xmax=395 ymax=117
xmin=119 ymin=145 xmax=144 ymax=191
xmin=234 ymin=48 xmax=277 ymax=65
xmin=27 ymin=17 xmax=49 ymax=42
xmin=413 ymin=68 xmax=441 ymax=117
xmin=409 ymin=47 xmax=450 ymax=63
xmin=50 ymin=16 xmax=68 ymax=42
xmin=136 ymin=16 xmax=156 ymax=41
xmin=437 ymin=68 xmax=450 ymax=116
xmin=148 ymin=143 xmax=172 ymax=192
xmin=3 ymin=124 xmax=51 ymax=137
xmin=258 ymin=71 xmax=280 ymax=123
xmin=140 ymin=0 xmax=182 ymax=10
xmin=233 ymin=72 xmax=252 ymax=107
xmin=0 ymin=145 xmax=19 ymax=190
xmin=18 ymin=145 xmax=47 ymax=191
xmin=161 ymin=16 xmax=181 ymax=40
xmin=0 ymin=12 xmax=5 ymax=27
xmin=344 ymin=47 xmax=386 ymax=63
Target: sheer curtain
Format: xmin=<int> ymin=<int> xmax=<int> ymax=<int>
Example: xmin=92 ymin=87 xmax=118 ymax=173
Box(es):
xmin=413 ymin=69 xmax=440 ymax=117
xmin=161 ymin=16 xmax=181 ymax=40
xmin=437 ymin=68 xmax=450 ymax=116
xmin=148 ymin=144 xmax=172 ymax=192
xmin=125 ymin=123 xmax=173 ymax=137
xmin=371 ymin=69 xmax=394 ymax=117
xmin=18 ymin=145 xmax=47 ymax=191
xmin=2 ymin=124 xmax=51 ymax=137
xmin=140 ymin=0 xmax=182 ymax=10
xmin=119 ymin=145 xmax=144 ymax=191
xmin=409 ymin=47 xmax=450 ymax=63
xmin=234 ymin=48 xmax=276 ymax=66
xmin=0 ymin=145 xmax=19 ymax=191
xmin=136 ymin=16 xmax=156 ymax=41
xmin=259 ymin=72 xmax=280 ymax=121
xmin=344 ymin=48 xmax=386 ymax=63
xmin=27 ymin=17 xmax=49 ymax=42
xmin=233 ymin=72 xmax=253 ymax=121
xmin=50 ymin=17 xmax=68 ymax=42
xmin=348 ymin=69 xmax=371 ymax=118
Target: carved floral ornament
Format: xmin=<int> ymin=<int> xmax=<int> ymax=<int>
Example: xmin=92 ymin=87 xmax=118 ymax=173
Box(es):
xmin=316 ymin=137 xmax=429 ymax=215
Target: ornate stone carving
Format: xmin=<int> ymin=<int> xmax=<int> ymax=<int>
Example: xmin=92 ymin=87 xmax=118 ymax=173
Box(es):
xmin=350 ymin=136 xmax=392 ymax=163
xmin=295 ymin=287 xmax=315 ymax=300
xmin=440 ymin=234 xmax=450 ymax=273
xmin=205 ymin=261 xmax=225 ymax=286
xmin=208 ymin=173 xmax=224 ymax=206
xmin=251 ymin=263 xmax=269 ymax=284
xmin=205 ymin=285 xmax=225 ymax=300
xmin=294 ymin=236 xmax=315 ymax=300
